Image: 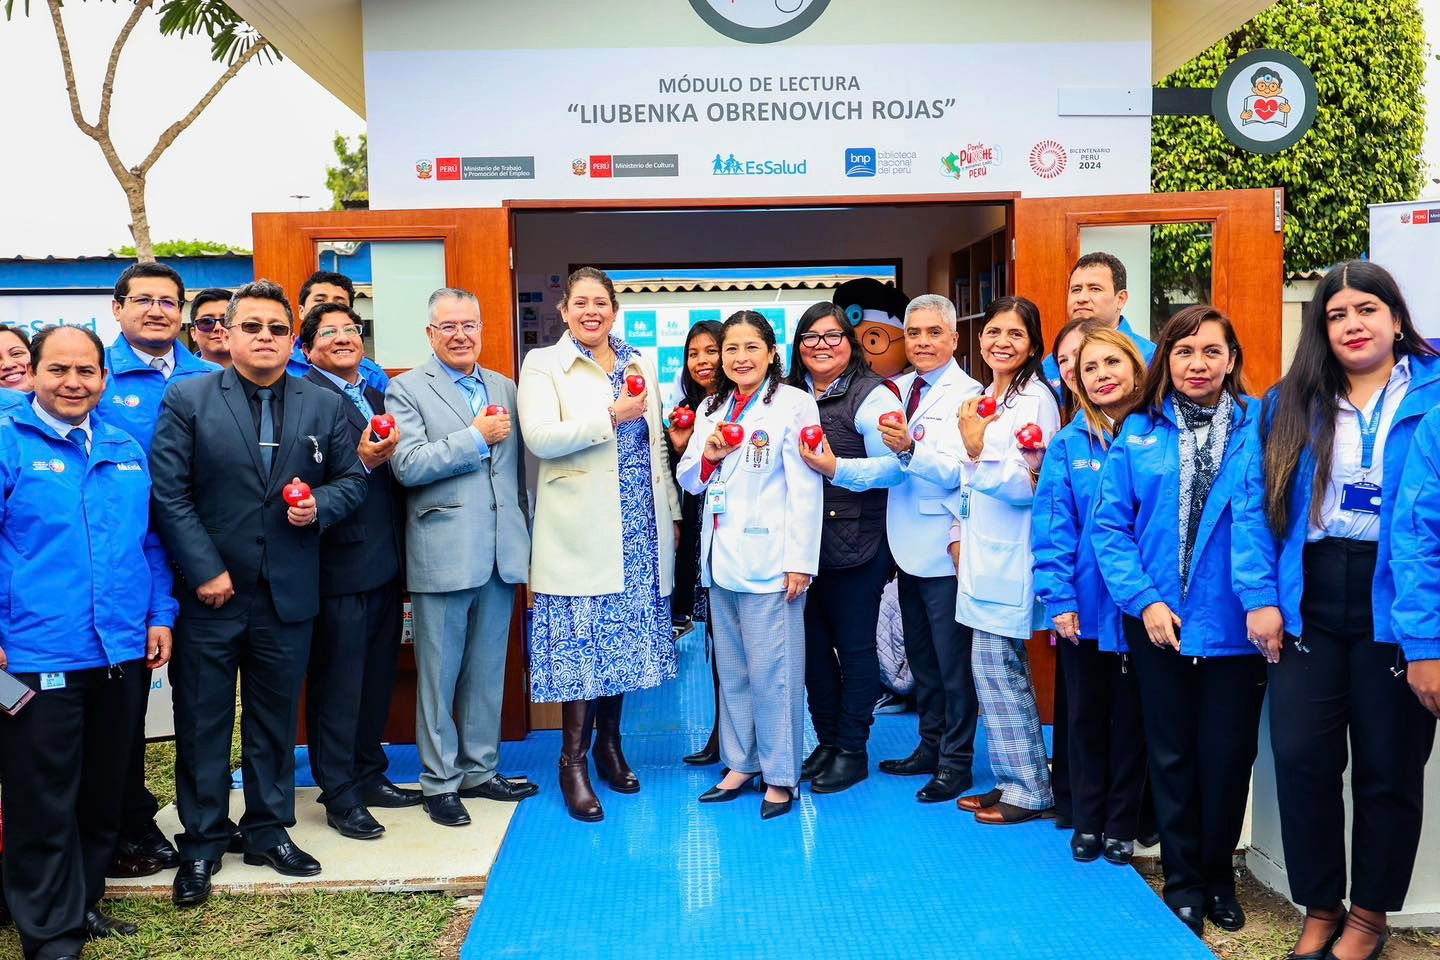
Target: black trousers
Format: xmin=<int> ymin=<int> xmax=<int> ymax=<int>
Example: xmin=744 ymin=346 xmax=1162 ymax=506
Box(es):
xmin=896 ymin=571 xmax=977 ymax=773
xmin=118 ymin=690 xmax=160 ymax=839
xmin=306 ymin=579 xmax=403 ymax=812
xmin=804 ymin=545 xmax=891 ymax=752
xmin=172 ymin=586 xmax=312 ymax=861
xmin=0 ymin=660 xmax=147 ymax=960
xmin=1051 ymin=650 xmax=1071 ymax=820
xmin=1059 ymin=638 xmax=1147 ymax=839
xmin=1269 ymin=538 xmax=1438 ymax=911
xmin=1125 ymin=617 xmax=1266 ymax=909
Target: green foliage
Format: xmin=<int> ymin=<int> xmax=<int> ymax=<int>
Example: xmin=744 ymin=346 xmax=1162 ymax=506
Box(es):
xmin=325 ymin=132 xmax=369 ymax=210
xmin=1152 ymin=0 xmax=1428 ymax=277
xmin=112 ymin=238 xmax=249 ymax=256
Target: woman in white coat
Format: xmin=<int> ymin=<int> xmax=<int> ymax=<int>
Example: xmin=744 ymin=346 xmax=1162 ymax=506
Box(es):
xmin=677 ymin=310 xmax=823 ymax=820
xmin=950 ymin=296 xmax=1062 ymax=824
xmin=518 ymin=267 xmax=680 ymax=823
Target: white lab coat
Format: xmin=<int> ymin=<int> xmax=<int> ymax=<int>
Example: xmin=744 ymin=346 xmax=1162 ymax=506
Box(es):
xmin=886 ymin=359 xmax=983 ymax=578
xmin=677 ymin=383 xmax=823 ymax=594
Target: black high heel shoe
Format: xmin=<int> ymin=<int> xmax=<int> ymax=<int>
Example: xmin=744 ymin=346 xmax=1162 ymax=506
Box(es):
xmin=1325 ymin=910 xmax=1389 ymax=960
xmin=1286 ymin=907 xmax=1346 ymax=960
xmin=682 ymin=737 xmax=721 ymax=766
xmin=760 ymin=787 xmax=794 ymax=820
xmin=698 ymin=773 xmax=760 ymax=803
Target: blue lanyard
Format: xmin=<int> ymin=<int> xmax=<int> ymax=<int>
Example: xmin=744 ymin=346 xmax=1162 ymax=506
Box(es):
xmin=1355 ymin=384 xmax=1388 ymax=473
xmin=725 ymin=390 xmax=759 ymax=426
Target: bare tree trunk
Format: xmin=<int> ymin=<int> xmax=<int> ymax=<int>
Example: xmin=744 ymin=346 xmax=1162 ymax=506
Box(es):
xmin=44 ymin=0 xmax=266 ymax=263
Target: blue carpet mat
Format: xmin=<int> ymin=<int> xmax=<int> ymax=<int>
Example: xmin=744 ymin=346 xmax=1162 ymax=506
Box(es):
xmin=455 ymin=625 xmax=1214 ymax=960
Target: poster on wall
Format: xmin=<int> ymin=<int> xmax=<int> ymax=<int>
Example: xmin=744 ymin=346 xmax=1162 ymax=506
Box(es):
xmin=1369 ymin=200 xmax=1440 ymax=344
xmin=0 ymin=294 xmax=122 ymax=344
xmin=367 ymin=31 xmax=1150 ymax=208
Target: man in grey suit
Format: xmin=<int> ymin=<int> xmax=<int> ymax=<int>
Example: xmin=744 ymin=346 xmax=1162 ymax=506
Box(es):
xmin=386 ymin=287 xmax=536 ymax=827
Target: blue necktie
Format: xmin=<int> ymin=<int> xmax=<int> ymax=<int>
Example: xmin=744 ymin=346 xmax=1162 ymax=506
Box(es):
xmin=343 ymin=382 xmax=374 ymax=422
xmin=257 ymin=387 xmax=275 ymax=475
xmin=67 ymin=427 xmax=88 ymax=456
xmin=457 ymin=375 xmax=482 ymax=416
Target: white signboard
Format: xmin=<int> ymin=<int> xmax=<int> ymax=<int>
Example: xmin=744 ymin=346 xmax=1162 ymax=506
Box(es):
xmin=367 ymin=42 xmax=1150 ymax=208
xmin=0 ymin=294 xmax=122 ymax=344
xmin=144 ymin=665 xmax=175 ymax=741
xmin=1370 ymin=199 xmax=1440 ymax=342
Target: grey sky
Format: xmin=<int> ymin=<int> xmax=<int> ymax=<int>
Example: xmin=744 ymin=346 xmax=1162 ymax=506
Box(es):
xmin=1 ymin=2 xmax=1436 ymax=257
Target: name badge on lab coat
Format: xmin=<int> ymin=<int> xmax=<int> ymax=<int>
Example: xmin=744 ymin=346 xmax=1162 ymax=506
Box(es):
xmin=706 ymin=480 xmax=727 ymax=515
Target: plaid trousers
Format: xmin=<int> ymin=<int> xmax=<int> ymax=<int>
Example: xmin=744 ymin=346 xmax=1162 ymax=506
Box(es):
xmin=971 ymin=628 xmax=1053 ymax=810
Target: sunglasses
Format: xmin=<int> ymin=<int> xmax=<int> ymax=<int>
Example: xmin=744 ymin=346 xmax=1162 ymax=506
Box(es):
xmin=234 ymin=320 xmax=294 ymax=338
xmin=192 ymin=316 xmax=225 ymax=333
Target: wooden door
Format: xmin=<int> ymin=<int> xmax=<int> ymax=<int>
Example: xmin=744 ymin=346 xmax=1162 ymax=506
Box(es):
xmin=1011 ymin=187 xmax=1285 ymax=722
xmin=251 ymin=208 xmax=532 ymax=741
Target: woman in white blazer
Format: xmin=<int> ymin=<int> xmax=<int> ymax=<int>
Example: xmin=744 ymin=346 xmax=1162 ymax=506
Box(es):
xmin=950 ymin=296 xmax=1061 ymax=824
xmin=677 ymin=310 xmax=823 ymax=820
xmin=518 ymin=267 xmax=681 ymax=824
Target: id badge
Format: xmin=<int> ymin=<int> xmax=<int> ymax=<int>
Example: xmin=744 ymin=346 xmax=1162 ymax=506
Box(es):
xmin=958 ymin=488 xmax=971 ymax=520
xmin=706 ymin=480 xmax=728 ymax=515
xmin=1340 ymin=481 xmax=1381 ymax=515
xmin=39 ymin=672 xmax=66 ymax=691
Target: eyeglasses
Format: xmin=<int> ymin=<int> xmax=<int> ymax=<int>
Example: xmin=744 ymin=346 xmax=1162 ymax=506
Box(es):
xmin=799 ymin=330 xmax=846 ymax=349
xmin=860 ymin=326 xmax=903 ymax=355
xmin=121 ymin=296 xmax=181 ymax=313
xmin=233 ymin=320 xmax=294 ymax=338
xmin=191 ymin=316 xmax=225 ymax=333
xmin=430 ymin=322 xmax=480 ymax=337
xmin=316 ymin=325 xmax=364 ymax=341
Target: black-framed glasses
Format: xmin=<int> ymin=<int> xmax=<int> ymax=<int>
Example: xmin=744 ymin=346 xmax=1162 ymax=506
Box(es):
xmin=233 ymin=320 xmax=294 ymax=338
xmin=120 ymin=295 xmax=181 ymax=313
xmin=799 ymin=330 xmax=846 ymax=349
xmin=191 ymin=316 xmax=224 ymax=333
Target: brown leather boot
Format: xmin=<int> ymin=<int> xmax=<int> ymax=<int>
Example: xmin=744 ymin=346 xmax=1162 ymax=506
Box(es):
xmin=592 ymin=694 xmax=640 ymax=793
xmin=559 ymin=700 xmax=603 ymax=822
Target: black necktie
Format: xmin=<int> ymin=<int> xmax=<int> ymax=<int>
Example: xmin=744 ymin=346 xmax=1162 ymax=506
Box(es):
xmin=905 ymin=376 xmax=927 ymax=419
xmin=257 ymin=387 xmax=275 ymax=475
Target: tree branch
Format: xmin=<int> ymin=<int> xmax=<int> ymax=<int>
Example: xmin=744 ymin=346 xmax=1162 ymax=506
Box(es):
xmin=44 ymin=0 xmax=99 ymax=140
xmin=134 ymin=36 xmax=267 ymax=175
xmin=98 ymin=0 xmax=155 ymax=132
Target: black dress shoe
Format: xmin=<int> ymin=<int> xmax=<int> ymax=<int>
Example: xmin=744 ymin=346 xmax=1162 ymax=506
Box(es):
xmin=1206 ymin=893 xmax=1246 ymax=932
xmin=698 ymin=773 xmax=760 ymax=803
xmin=1286 ymin=908 xmax=1347 ymax=960
xmin=681 ymin=737 xmax=721 ymax=766
xmin=326 ymin=805 xmax=385 ymax=840
xmin=364 ymin=780 xmax=423 ymax=809
xmin=422 ymin=792 xmax=472 ymax=826
xmin=459 ymin=774 xmax=539 ymax=802
xmin=84 ymin=907 xmax=138 ymax=939
xmin=760 ymin=789 xmax=794 ymax=820
xmin=878 ymin=745 xmax=939 ymax=777
xmin=172 ymin=859 xmax=220 ymax=909
xmin=243 ymin=841 xmax=322 ymax=877
xmin=1139 ymin=830 xmax=1161 ymax=848
xmin=1054 ymin=812 xmax=1075 ymax=831
xmin=800 ymin=744 xmax=838 ymax=781
xmin=120 ymin=821 xmax=180 ymax=869
xmin=811 ymin=749 xmax=868 ymax=794
xmin=104 ymin=852 xmax=164 ymax=879
xmin=226 ymin=820 xmax=244 ymax=855
xmin=1174 ymin=905 xmax=1204 ymax=937
xmin=1070 ymin=832 xmax=1103 ymax=862
xmin=915 ymin=766 xmax=970 ymax=803
xmin=1103 ymin=838 xmax=1135 ymax=864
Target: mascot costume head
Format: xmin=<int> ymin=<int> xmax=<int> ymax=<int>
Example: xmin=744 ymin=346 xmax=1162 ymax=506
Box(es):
xmin=833 ymin=277 xmax=911 ymax=379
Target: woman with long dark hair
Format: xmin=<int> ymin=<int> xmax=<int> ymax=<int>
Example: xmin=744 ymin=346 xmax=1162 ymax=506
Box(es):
xmin=1243 ymin=261 xmax=1440 ymax=960
xmin=667 ymin=320 xmax=724 ymax=765
xmin=677 ymin=311 xmax=823 ymax=819
xmin=786 ymin=302 xmax=903 ymax=793
xmin=936 ymin=296 xmax=1059 ymax=825
xmin=1092 ymin=305 xmax=1268 ymax=937
xmin=1033 ymin=327 xmax=1149 ymax=863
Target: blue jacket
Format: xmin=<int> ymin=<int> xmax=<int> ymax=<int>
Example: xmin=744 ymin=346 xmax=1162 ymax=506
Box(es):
xmin=94 ymin=336 xmax=220 ymax=452
xmin=288 ymin=342 xmax=389 ymax=392
xmin=1043 ymin=316 xmax=1156 ymax=392
xmin=1032 ymin=415 xmax=1124 ymax=652
xmin=0 ymin=388 xmax=27 ymax=416
xmin=1091 ymin=395 xmax=1267 ymax=658
xmin=0 ymin=403 xmax=176 ymax=673
xmin=1391 ymin=405 xmax=1440 ymax=662
xmin=1241 ymin=355 xmax=1440 ymax=653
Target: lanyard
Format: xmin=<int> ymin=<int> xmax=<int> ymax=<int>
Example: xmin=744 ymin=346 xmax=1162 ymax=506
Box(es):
xmin=1354 ymin=383 xmax=1388 ymax=473
xmin=725 ymin=389 xmax=758 ymax=426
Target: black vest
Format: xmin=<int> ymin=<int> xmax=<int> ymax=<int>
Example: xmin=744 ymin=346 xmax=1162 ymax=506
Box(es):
xmin=815 ymin=370 xmax=893 ymax=570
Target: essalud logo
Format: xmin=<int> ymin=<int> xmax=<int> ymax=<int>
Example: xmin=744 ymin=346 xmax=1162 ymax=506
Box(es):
xmin=687 ymin=0 xmax=832 ymax=44
xmin=711 ymin=152 xmax=807 ymax=176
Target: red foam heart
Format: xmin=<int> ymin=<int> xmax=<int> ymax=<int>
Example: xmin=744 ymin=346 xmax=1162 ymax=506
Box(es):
xmin=1254 ymin=98 xmax=1278 ymax=121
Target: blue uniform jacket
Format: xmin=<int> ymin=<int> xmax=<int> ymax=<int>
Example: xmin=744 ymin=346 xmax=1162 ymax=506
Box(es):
xmin=1240 ymin=355 xmax=1440 ymax=654
xmin=95 ymin=336 xmax=220 ymax=452
xmin=288 ymin=342 xmax=389 ymax=392
xmin=1091 ymin=395 xmax=1267 ymax=658
xmin=0 ymin=403 xmax=176 ymax=673
xmin=1391 ymin=405 xmax=1440 ymax=662
xmin=0 ymin=388 xmax=27 ymax=416
xmin=1032 ymin=414 xmax=1124 ymax=652
xmin=1043 ymin=316 xmax=1156 ymax=391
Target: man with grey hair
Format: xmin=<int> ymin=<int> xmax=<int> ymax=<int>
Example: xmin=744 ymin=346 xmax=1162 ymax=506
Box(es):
xmin=385 ymin=287 xmax=536 ymax=828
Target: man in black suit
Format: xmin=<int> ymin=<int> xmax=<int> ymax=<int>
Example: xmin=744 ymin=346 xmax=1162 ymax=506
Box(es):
xmin=298 ymin=302 xmax=417 ymax=840
xmin=150 ymin=280 xmax=368 ymax=909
